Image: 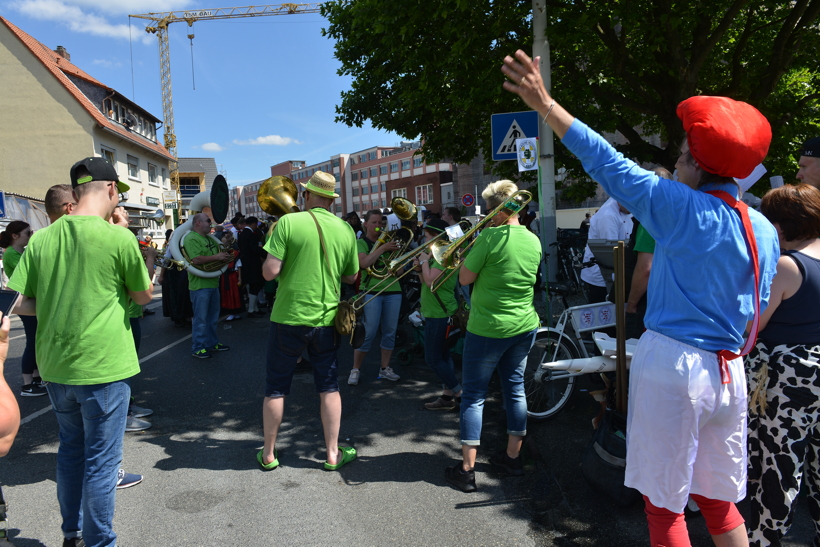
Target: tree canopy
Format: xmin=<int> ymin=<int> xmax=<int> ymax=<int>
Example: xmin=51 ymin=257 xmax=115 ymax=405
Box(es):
xmin=322 ymin=0 xmax=820 ymax=200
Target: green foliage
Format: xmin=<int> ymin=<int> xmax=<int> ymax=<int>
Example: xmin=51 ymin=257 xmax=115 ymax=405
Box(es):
xmin=322 ymin=0 xmax=820 ymax=200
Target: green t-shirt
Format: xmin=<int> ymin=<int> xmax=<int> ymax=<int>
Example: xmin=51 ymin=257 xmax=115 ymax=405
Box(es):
xmin=128 ymin=299 xmax=142 ymax=318
xmin=633 ymin=224 xmax=656 ymax=254
xmin=420 ymin=258 xmax=458 ymax=319
xmin=264 ymin=209 xmax=358 ymax=327
xmin=3 ymin=247 xmax=22 ymax=279
xmin=185 ymin=231 xmax=220 ymax=290
xmin=8 ymin=216 xmax=150 ymax=384
xmin=463 ymin=225 xmax=542 ymax=338
xmin=356 ymin=237 xmax=402 ymax=293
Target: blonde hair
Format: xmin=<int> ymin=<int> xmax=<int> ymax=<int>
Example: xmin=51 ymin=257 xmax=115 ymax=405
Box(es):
xmin=482 ymin=180 xmax=518 ymax=210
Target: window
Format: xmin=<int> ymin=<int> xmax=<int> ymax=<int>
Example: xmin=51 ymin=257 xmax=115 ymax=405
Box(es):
xmin=379 ymin=165 xmax=388 ymax=175
xmin=381 ymin=199 xmax=387 ymax=207
xmin=349 ymin=158 xmax=355 ymax=166
xmin=371 ymin=185 xmax=378 ymax=193
xmin=414 ymin=157 xmax=423 ymax=167
xmin=352 ymin=172 xmax=359 ymax=181
xmin=362 ymin=186 xmax=369 ymax=195
xmin=416 ymin=184 xmax=433 ymax=205
xmin=127 ymin=155 xmax=139 ymax=180
xmin=335 ymin=205 xmax=342 ymax=213
xmin=381 ymin=182 xmax=386 ymax=191
xmin=391 ymin=188 xmax=407 ymax=199
xmin=334 ymin=173 xmax=340 ymax=182
xmin=100 ymin=146 xmax=116 ymax=168
xmin=352 ymin=188 xmax=359 ymax=196
xmin=354 ymin=203 xmax=361 ymax=212
xmin=360 ymin=170 xmax=367 ymax=179
xmin=390 ymin=162 xmax=398 ymax=173
xmin=372 ymin=200 xmax=379 ymax=208
xmin=162 ymin=168 xmax=168 ymax=189
xmin=359 ymin=154 xmax=367 ymax=163
xmin=401 ymin=160 xmax=410 ymax=170
xmin=147 ymin=163 xmax=158 ymax=186
xmin=369 ymin=151 xmax=377 ymax=161
xmin=332 ymin=159 xmax=340 ymax=168
xmin=370 ymin=167 xmax=377 ymax=177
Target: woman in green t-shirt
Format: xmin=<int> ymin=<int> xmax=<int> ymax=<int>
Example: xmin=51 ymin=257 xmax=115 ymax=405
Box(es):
xmin=0 ymin=221 xmax=43 ymax=397
xmin=414 ymin=219 xmax=461 ymax=411
xmin=444 ymin=181 xmax=542 ymax=493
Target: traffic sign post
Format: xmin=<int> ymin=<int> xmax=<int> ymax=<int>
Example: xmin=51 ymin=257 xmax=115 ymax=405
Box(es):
xmin=461 ymin=193 xmax=475 ymax=207
xmin=491 ymin=111 xmax=539 ymax=161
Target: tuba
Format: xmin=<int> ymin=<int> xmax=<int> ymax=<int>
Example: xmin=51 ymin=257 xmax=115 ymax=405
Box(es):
xmin=167 ymin=174 xmax=232 ymax=278
xmin=365 ymin=197 xmax=418 ymax=279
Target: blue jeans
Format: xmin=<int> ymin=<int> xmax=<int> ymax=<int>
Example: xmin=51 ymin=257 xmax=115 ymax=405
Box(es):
xmin=424 ymin=317 xmax=461 ymax=393
xmin=19 ymin=314 xmax=37 ymax=375
xmin=359 ymin=292 xmax=402 ymax=353
xmin=190 ymin=287 xmax=220 ymax=352
xmin=459 ymin=329 xmax=537 ymax=445
xmin=265 ymin=322 xmax=341 ymax=397
xmin=46 ymin=380 xmax=131 ymax=547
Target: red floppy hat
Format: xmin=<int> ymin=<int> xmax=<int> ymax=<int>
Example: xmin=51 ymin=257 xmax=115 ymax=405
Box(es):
xmin=676 ymin=96 xmax=771 ymax=179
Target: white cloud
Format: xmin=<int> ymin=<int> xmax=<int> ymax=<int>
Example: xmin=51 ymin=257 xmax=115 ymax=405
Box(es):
xmin=92 ymin=58 xmax=122 ymax=68
xmin=14 ymin=0 xmax=193 ymax=17
xmin=8 ymin=0 xmax=185 ymax=43
xmin=200 ymin=142 xmax=225 ymax=152
xmin=233 ymin=135 xmax=301 ymax=146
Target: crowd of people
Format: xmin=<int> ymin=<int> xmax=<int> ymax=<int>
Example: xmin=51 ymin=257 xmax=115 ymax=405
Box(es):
xmin=0 ymin=48 xmax=819 ymax=547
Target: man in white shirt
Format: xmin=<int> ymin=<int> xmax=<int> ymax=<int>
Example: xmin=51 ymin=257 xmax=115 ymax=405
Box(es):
xmin=580 ymin=197 xmax=632 ymax=302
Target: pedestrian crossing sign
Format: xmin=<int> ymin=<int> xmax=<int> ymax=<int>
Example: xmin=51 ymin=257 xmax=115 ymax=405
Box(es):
xmin=491 ymin=111 xmax=539 ymax=161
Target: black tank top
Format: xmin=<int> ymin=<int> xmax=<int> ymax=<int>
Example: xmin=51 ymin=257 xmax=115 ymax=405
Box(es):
xmin=759 ymin=250 xmax=820 ymax=346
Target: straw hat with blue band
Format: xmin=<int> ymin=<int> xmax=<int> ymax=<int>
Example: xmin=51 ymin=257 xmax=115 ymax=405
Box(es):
xmin=70 ymin=157 xmax=130 ymax=193
xmin=300 ymin=171 xmax=338 ymax=199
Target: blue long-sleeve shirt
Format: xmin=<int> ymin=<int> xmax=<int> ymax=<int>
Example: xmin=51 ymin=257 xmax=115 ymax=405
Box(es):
xmin=562 ymin=119 xmax=779 ymax=352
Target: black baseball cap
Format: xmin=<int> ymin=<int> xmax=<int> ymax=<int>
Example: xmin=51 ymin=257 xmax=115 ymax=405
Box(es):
xmin=69 ymin=157 xmax=130 ymax=193
xmin=801 ymin=137 xmax=820 ymax=158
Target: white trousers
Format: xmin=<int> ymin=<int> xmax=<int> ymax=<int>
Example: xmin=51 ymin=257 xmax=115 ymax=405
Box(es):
xmin=625 ymin=330 xmax=747 ymax=513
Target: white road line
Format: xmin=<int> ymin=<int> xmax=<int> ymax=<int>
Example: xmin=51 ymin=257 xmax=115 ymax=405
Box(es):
xmin=19 ymin=405 xmax=53 ymax=425
xmin=19 ymin=322 xmax=195 ymax=425
xmin=9 ymin=334 xmax=25 ymax=341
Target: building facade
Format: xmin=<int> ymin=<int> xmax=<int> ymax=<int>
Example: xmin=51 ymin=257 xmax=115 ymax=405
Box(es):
xmin=0 ymin=17 xmax=174 ymax=234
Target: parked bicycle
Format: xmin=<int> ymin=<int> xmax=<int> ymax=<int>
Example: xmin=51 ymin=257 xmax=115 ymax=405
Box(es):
xmin=550 ymin=240 xmax=586 ymax=301
xmin=524 ymin=294 xmax=638 ymax=421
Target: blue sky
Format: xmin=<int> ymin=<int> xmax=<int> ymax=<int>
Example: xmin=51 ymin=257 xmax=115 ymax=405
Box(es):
xmin=1 ymin=0 xmax=404 ymax=186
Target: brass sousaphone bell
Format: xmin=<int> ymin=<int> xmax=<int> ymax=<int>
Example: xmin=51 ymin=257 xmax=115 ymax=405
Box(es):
xmin=258 ymin=176 xmax=301 ymax=217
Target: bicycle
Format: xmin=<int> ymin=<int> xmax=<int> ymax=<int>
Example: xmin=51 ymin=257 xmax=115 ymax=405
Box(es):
xmin=524 ymin=294 xmax=638 ymax=421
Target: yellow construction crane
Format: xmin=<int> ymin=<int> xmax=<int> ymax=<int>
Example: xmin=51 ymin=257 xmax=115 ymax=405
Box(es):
xmin=129 ymin=3 xmax=322 ymax=199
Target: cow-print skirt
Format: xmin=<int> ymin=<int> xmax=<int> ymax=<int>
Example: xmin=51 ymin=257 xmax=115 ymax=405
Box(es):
xmin=745 ymin=340 xmax=820 ymax=547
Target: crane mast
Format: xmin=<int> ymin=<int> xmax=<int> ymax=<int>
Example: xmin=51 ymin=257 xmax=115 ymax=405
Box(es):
xmin=130 ymin=4 xmax=322 ymax=211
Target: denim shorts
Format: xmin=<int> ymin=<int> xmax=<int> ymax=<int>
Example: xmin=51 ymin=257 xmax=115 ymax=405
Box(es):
xmin=265 ymin=321 xmax=341 ymax=397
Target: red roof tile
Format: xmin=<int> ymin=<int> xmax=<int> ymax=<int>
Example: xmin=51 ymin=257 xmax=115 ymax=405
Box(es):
xmin=1 ymin=16 xmax=174 ymax=161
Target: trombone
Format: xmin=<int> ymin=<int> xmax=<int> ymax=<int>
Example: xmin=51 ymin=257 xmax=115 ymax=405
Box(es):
xmin=351 ymin=220 xmax=471 ymax=311
xmin=430 ymin=190 xmax=532 ymax=292
xmin=364 ymin=196 xmax=418 ymax=279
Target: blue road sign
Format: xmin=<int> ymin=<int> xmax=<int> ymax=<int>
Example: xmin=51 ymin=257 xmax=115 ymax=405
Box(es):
xmin=491 ymin=110 xmax=539 ymax=161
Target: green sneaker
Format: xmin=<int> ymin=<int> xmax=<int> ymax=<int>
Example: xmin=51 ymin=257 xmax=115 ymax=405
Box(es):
xmin=211 ymin=343 xmax=230 ymax=352
xmin=192 ymin=349 xmax=212 ymax=359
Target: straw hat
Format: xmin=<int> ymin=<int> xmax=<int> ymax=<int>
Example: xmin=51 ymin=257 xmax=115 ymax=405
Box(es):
xmin=301 ymin=171 xmax=339 ymax=198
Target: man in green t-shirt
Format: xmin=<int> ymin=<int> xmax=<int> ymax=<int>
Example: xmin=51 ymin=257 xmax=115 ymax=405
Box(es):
xmin=8 ymin=157 xmax=153 ymax=547
xmin=186 ymin=213 xmax=233 ymax=359
xmin=258 ymin=171 xmax=359 ymax=472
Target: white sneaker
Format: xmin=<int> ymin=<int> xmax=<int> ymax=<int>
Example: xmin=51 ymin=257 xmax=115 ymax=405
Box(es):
xmin=378 ymin=367 xmax=400 ymax=381
xmin=347 ymin=369 xmax=360 ymax=385
xmin=125 ymin=414 xmax=151 ymax=432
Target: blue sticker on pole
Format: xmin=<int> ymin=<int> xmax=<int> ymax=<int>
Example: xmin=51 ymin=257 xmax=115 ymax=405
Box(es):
xmin=491 ymin=111 xmax=539 ymax=161
xmin=0 ymin=192 xmax=6 ymax=219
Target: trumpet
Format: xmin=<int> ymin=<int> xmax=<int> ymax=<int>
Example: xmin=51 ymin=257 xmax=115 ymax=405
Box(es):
xmin=352 ymin=220 xmax=471 ymax=311
xmin=142 ymin=246 xmax=185 ymax=271
xmin=365 ymin=196 xmax=418 ymax=279
xmin=430 ymin=190 xmax=532 ymax=292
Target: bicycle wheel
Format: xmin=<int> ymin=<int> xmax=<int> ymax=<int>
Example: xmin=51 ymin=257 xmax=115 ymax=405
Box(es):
xmin=525 ymin=330 xmax=578 ymax=421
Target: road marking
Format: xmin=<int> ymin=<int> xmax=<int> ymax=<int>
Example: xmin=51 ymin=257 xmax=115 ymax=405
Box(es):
xmin=19 ymin=325 xmax=192 ymax=426
xmin=19 ymin=405 xmax=52 ymax=425
xmin=10 ymin=334 xmax=24 ymax=341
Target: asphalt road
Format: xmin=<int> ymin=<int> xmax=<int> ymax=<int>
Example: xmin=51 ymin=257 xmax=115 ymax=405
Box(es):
xmin=0 ymin=289 xmax=814 ymax=546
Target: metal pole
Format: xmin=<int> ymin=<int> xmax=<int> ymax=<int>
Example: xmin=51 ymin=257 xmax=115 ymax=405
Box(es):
xmin=533 ymin=0 xmax=558 ymax=283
